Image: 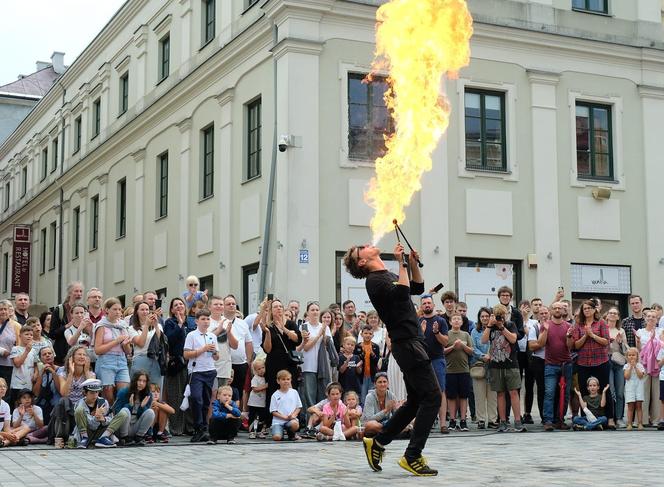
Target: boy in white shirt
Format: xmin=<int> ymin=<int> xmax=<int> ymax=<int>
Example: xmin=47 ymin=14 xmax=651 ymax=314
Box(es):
xmin=269 ymin=369 xmax=302 ymax=441
xmin=184 ymin=309 xmax=219 ymax=443
xmin=10 ymin=324 xmax=38 ymax=407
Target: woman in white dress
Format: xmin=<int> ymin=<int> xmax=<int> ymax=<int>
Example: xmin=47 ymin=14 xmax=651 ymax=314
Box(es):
xmin=385 ymin=332 xmax=406 ymax=402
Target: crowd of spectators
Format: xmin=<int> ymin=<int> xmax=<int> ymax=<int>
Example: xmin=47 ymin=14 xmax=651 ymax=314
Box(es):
xmin=1 ymin=278 xmax=663 ymax=449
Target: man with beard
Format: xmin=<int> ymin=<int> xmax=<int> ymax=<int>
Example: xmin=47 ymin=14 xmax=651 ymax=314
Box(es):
xmin=344 ymin=243 xmax=440 ymax=476
xmin=537 ymin=302 xmax=575 ymax=431
xmin=419 ymin=295 xmax=449 ymax=433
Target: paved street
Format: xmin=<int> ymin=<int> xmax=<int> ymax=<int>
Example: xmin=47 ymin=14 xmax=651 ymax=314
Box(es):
xmin=1 ymin=428 xmax=662 ymax=486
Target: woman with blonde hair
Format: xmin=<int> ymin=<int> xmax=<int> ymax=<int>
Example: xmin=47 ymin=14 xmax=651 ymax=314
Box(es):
xmin=182 ymin=275 xmax=208 ymax=309
xmin=605 ymin=307 xmax=627 ymax=426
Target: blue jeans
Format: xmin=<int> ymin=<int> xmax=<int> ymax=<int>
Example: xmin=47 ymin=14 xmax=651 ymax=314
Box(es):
xmin=573 ymin=415 xmax=607 ymax=430
xmin=543 ymin=363 xmax=573 ymax=425
xmin=360 ymin=376 xmax=374 ymax=405
xmin=189 ymin=369 xmax=217 ymax=431
xmin=609 ymin=360 xmax=625 ymax=420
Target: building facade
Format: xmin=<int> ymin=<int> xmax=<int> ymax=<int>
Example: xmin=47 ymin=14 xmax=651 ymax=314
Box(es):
xmin=0 ymin=0 xmax=663 ymax=318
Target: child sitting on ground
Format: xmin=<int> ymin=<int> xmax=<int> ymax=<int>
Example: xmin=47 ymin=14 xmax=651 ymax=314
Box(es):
xmin=208 ymin=385 xmax=242 ymax=444
xmin=345 ymin=390 xmax=363 ymax=439
xmin=74 ymin=379 xmax=129 ymax=448
xmin=248 ymin=359 xmax=268 ymax=439
xmin=269 ymin=369 xmax=302 ymax=441
xmin=624 ymin=347 xmax=646 ymax=430
xmin=8 ymin=389 xmax=43 ymax=446
xmin=573 ymin=377 xmax=609 ymax=431
xmin=149 ymin=384 xmax=175 ymax=443
xmin=0 ymin=378 xmax=14 ymax=447
xmin=317 ymin=383 xmax=359 ymax=441
xmin=303 ymin=397 xmax=329 ymax=438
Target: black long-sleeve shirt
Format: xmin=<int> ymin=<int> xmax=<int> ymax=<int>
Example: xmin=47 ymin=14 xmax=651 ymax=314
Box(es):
xmin=365 ymin=270 xmax=424 ymax=342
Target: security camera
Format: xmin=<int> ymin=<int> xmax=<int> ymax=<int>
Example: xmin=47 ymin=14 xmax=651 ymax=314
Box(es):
xmin=278 ymin=135 xmax=289 ymax=152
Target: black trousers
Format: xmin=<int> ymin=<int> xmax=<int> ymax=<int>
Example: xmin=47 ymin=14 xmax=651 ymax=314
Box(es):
xmin=376 ymin=338 xmax=441 ymax=460
xmin=209 ymin=417 xmax=240 ymax=441
xmin=526 ymin=356 xmax=545 ymax=418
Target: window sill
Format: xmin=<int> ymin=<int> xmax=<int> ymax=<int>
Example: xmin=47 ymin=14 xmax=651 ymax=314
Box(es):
xmin=571 ymin=8 xmax=611 ymax=17
xmin=39 ymin=271 xmax=45 ymax=276
xmin=91 ymin=134 xmax=99 ymax=141
xmin=157 ymin=75 xmax=169 ymax=86
xmin=242 ymin=1 xmax=260 ymax=15
xmin=576 ymin=177 xmax=619 ymax=184
xmin=50 ymin=168 xmax=57 ymax=174
xmin=116 ymin=234 xmax=126 ymax=241
xmin=155 ymin=214 xmax=167 ymax=222
xmin=48 ymin=266 xmax=55 ymax=272
xmin=199 ymin=38 xmax=214 ymax=51
xmin=199 ymin=194 xmax=214 ymax=204
xmin=89 ymin=247 xmax=98 ymax=253
xmin=464 ymin=166 xmax=510 ymax=175
xmin=72 ymin=256 xmax=79 ymax=261
xmin=118 ymin=110 xmax=127 ymax=118
xmin=242 ymin=175 xmax=261 ymax=185
xmin=73 ymin=149 xmax=80 ymax=155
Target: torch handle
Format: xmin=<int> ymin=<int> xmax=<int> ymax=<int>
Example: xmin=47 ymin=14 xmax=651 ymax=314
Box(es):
xmin=394 ymin=225 xmax=408 ymax=268
xmin=395 ymin=224 xmax=424 ymax=268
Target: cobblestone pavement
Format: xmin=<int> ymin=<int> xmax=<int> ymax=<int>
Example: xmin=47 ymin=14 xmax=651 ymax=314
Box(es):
xmin=1 ymin=428 xmax=662 ymax=487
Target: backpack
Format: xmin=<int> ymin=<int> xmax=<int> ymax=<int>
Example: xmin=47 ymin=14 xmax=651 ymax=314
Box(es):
xmin=148 ymin=331 xmax=169 ymax=376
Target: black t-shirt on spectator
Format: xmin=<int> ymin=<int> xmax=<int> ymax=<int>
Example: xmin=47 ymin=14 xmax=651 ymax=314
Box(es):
xmin=420 ymin=316 xmax=448 ymax=360
xmin=365 ymin=270 xmax=424 ymax=342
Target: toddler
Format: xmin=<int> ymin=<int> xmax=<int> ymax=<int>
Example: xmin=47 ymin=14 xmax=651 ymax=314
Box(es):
xmin=248 ymin=359 xmax=268 ymax=439
xmin=345 ymin=391 xmax=363 ymax=439
xmin=208 ymin=385 xmax=241 ymax=444
xmin=624 ymin=347 xmax=646 ymax=430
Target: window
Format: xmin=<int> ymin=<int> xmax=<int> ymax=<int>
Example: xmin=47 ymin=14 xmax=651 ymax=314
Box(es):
xmin=74 ymin=116 xmax=82 ymax=153
xmin=40 ymin=228 xmax=47 ymax=274
xmin=464 ymin=89 xmax=507 ymax=171
xmin=41 ymin=148 xmax=48 ymax=181
xmin=90 ymin=195 xmax=99 ymax=251
xmin=246 ymin=0 xmax=260 ymax=8
xmin=159 ymin=34 xmax=170 ymax=82
xmin=242 ymin=263 xmax=259 ymax=316
xmin=201 ymin=125 xmax=214 ymax=199
xmin=576 ymin=102 xmax=613 ymax=180
xmin=49 ymin=221 xmax=57 ymax=270
xmin=20 ymin=167 xmax=27 ymax=198
xmin=92 ymin=98 xmax=101 ymax=138
xmin=158 ymin=152 xmax=168 ymax=218
xmin=572 ymin=0 xmax=608 ymax=14
xmin=72 ymin=206 xmax=80 ymax=259
xmin=2 ymin=253 xmax=7 ymax=293
xmin=4 ymin=182 xmax=9 ymax=211
xmin=199 ymin=274 xmax=214 ymax=297
xmin=246 ymin=99 xmax=261 ymax=179
xmin=119 ymin=73 xmax=129 ymax=115
xmin=52 ymin=138 xmax=58 ymax=172
xmin=348 ymin=73 xmax=393 ymax=161
xmin=203 ymin=0 xmax=215 ymax=44
xmin=117 ymin=179 xmax=127 ymax=238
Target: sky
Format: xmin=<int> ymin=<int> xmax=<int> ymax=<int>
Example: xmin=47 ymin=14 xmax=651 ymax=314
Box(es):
xmin=0 ymin=0 xmax=127 ymax=86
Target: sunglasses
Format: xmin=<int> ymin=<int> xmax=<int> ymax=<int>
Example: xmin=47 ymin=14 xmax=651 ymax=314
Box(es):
xmin=188 ymin=283 xmax=198 ymax=287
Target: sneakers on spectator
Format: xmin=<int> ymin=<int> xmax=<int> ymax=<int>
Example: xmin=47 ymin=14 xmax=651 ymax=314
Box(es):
xmin=362 ymin=437 xmax=385 ymax=472
xmin=487 ymin=421 xmax=499 ymax=429
xmin=77 ymin=437 xmax=88 ymax=449
xmin=133 ymin=437 xmax=145 ymax=447
xmin=617 ymin=419 xmax=626 ymax=428
xmin=448 ymin=419 xmax=457 ymax=431
xmin=95 ymin=436 xmax=116 ymax=448
xmin=398 ymin=456 xmax=438 ymax=476
xmin=497 ymin=421 xmax=508 ymax=433
xmin=190 ymin=430 xmax=205 ymax=443
xmin=573 ymin=424 xmax=584 ymax=431
xmin=156 ymin=432 xmax=169 ymax=443
xmin=206 ymin=439 xmax=218 ymax=445
xmin=513 ymin=421 xmax=527 ymax=432
xmin=459 ymin=420 xmax=469 ymax=432
xmin=477 ymin=422 xmax=485 ymax=430
xmin=544 ymin=423 xmax=555 ymax=432
xmin=522 ymin=414 xmax=534 ymax=424
xmin=316 ymin=432 xmax=331 ymax=441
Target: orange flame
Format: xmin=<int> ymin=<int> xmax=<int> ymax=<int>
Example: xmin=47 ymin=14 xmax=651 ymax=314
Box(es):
xmin=365 ymin=0 xmax=473 ymax=243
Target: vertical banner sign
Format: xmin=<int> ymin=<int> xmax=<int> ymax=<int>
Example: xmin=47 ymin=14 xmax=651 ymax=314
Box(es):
xmin=11 ymin=226 xmax=31 ymax=295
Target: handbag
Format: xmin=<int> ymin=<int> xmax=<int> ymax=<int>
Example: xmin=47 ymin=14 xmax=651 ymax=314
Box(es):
xmin=470 ymin=361 xmax=486 ymax=380
xmin=610 ymin=351 xmax=626 ymax=366
xmin=276 ymin=327 xmax=303 ymax=365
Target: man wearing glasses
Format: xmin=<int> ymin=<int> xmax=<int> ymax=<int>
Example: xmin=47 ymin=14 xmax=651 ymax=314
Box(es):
xmin=343 ymin=243 xmax=440 ymax=477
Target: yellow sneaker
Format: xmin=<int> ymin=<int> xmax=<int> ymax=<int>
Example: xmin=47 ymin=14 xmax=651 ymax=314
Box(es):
xmin=362 ymin=437 xmax=385 ymax=472
xmin=398 ymin=456 xmax=438 ymax=476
